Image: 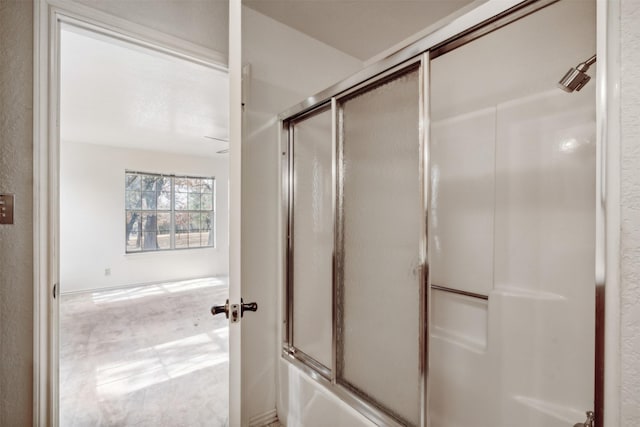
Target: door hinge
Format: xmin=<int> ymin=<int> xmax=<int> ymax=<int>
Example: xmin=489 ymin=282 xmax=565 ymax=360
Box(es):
xmin=53 ymin=283 xmax=57 ymax=299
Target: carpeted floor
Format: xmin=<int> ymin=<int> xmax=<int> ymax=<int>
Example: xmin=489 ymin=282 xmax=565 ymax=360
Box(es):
xmin=59 ymin=277 xmax=230 ymax=426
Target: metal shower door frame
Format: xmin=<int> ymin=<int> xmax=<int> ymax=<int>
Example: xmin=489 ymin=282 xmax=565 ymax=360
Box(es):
xmin=281 ymin=55 xmax=427 ymax=427
xmin=277 ymin=0 xmax=607 ymax=426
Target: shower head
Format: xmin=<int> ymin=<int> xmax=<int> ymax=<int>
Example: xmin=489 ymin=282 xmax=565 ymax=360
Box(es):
xmin=558 ymin=54 xmax=597 ymax=93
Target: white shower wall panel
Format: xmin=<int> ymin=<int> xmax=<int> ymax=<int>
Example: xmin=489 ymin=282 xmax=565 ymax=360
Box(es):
xmin=430 ymin=108 xmax=496 ymax=297
xmin=492 ymin=86 xmax=596 ymax=423
xmin=494 ymin=89 xmax=596 ymax=298
xmin=430 ymin=87 xmax=596 ymax=427
xmin=429 ymin=1 xmax=596 ymax=425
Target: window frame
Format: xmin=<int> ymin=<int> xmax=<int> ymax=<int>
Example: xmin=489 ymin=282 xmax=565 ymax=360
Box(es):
xmin=125 ymin=170 xmax=216 ymax=253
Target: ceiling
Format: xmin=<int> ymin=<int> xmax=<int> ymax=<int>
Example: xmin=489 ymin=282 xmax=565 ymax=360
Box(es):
xmin=59 ymin=1 xmax=476 ymax=158
xmin=60 ymin=24 xmax=229 ymax=158
xmin=243 ymin=0 xmax=477 ymax=61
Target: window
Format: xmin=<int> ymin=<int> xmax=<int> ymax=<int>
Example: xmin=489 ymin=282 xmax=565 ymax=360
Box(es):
xmin=125 ymin=171 xmax=215 ymax=252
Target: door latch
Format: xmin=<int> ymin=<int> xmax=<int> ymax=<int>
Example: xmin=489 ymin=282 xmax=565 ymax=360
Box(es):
xmin=574 ymin=411 xmax=594 ymax=427
xmin=230 ymin=303 xmax=240 ymax=323
xmin=211 ymin=298 xmax=258 ymax=323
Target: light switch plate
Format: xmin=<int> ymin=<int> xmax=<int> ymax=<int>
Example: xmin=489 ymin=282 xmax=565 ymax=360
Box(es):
xmin=0 ymin=194 xmax=15 ymax=225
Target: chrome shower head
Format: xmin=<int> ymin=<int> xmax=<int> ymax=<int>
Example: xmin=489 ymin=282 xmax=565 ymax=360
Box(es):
xmin=558 ymin=54 xmax=596 ymax=93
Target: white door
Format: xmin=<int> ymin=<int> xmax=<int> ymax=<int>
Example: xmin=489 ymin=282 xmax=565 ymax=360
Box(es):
xmin=226 ymin=3 xmax=275 ymax=426
xmin=227 ymin=1 xmax=244 ymax=425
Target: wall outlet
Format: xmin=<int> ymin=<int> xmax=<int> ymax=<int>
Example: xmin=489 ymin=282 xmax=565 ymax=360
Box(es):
xmin=104 ymin=268 xmax=111 ymax=276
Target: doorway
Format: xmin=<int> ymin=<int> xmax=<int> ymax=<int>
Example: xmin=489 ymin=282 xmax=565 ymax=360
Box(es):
xmin=57 ymin=20 xmax=231 ymax=425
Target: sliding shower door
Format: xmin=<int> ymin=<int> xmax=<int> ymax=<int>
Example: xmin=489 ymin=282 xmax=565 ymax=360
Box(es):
xmin=283 ymin=61 xmax=425 ymax=426
xmin=428 ymin=0 xmax=596 ymax=425
xmin=282 ymin=1 xmax=597 ymax=426
xmin=337 ymin=64 xmax=423 ymax=426
xmin=288 ymin=105 xmax=334 ymax=373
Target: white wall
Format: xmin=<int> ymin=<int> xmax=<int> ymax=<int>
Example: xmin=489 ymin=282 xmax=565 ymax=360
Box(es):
xmin=240 ymin=6 xmax=366 ymax=425
xmin=71 ymin=0 xmax=228 ymax=55
xmin=60 ymin=141 xmax=228 ymax=293
xmin=620 ymin=0 xmax=640 ymax=424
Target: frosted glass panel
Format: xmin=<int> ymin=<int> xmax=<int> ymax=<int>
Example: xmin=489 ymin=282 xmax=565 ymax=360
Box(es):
xmin=291 ymin=107 xmax=333 ymax=369
xmin=339 ymin=67 xmax=421 ymax=425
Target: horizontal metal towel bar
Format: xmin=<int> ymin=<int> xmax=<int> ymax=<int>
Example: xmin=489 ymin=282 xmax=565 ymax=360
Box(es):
xmin=431 ymin=284 xmax=489 ymax=300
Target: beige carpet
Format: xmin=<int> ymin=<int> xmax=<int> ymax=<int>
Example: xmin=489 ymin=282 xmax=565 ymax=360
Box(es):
xmin=60 ymin=277 xmax=229 ymax=426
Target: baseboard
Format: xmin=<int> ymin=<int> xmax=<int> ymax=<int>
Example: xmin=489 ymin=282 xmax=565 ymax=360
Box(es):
xmin=59 ymin=275 xmax=227 ymax=296
xmin=248 ymin=409 xmax=279 ymax=427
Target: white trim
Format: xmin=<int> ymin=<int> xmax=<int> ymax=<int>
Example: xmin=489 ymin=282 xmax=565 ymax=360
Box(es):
xmin=58 ymin=275 xmax=227 ymax=296
xmin=228 ymin=1 xmax=242 ymax=426
xmin=248 ymin=409 xmax=279 ymax=427
xmin=33 ymin=3 xmax=48 ymax=426
xmin=44 ymin=0 xmax=226 ymax=68
xmin=599 ymin=0 xmax=622 ymax=425
xmin=276 ymin=75 xmax=287 ymax=427
xmin=32 ymin=1 xmax=229 ymax=425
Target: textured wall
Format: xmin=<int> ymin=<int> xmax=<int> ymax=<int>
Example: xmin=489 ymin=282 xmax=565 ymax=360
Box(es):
xmin=0 ymin=0 xmax=34 ymax=425
xmin=620 ymin=0 xmax=640 ymax=425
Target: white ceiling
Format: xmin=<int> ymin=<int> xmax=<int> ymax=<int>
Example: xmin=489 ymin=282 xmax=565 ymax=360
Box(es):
xmin=243 ymin=0 xmax=477 ymax=61
xmin=60 ymin=24 xmax=229 ymax=158
xmin=60 ymin=1 xmax=476 ymax=158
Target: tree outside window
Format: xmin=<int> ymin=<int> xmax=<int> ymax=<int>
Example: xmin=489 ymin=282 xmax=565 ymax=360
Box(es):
xmin=125 ymin=171 xmax=215 ymax=252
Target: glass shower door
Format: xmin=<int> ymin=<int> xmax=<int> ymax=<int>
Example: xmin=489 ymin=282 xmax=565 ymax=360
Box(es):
xmin=337 ymin=64 xmax=423 ymax=427
xmin=289 ymin=105 xmax=334 ymax=373
xmin=283 ymin=60 xmax=427 ymax=426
